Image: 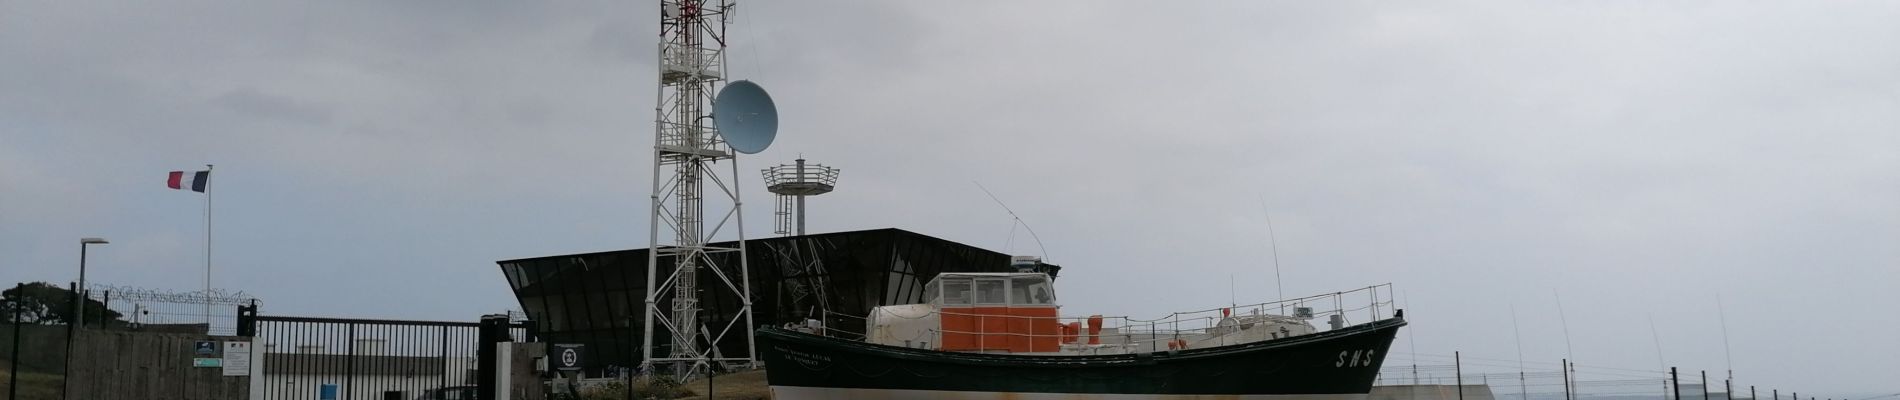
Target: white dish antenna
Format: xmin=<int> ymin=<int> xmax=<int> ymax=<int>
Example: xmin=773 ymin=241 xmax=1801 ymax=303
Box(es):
xmin=713 ymin=80 xmax=779 ymax=154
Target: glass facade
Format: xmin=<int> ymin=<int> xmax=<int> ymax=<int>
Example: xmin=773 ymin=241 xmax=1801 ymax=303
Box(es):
xmin=495 ymin=228 xmax=1060 ymax=371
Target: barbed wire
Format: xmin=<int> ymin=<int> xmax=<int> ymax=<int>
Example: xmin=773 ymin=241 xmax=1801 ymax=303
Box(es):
xmin=86 ymin=284 xmax=256 ymax=305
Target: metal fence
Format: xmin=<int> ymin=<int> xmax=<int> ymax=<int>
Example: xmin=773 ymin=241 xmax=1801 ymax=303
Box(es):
xmin=8 ymin=282 xmax=543 ymax=400
xmin=1376 ymin=358 xmax=1779 ymax=400
xmin=252 ymin=316 xmax=532 ymax=400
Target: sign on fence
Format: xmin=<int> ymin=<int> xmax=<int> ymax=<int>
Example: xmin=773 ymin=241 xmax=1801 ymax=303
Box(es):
xmin=553 ymin=343 xmax=585 ymax=371
xmin=222 ymin=341 xmax=252 ymax=376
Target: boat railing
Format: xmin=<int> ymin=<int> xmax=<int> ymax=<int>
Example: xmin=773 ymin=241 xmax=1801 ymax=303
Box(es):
xmin=822 ymin=283 xmax=1399 ymax=352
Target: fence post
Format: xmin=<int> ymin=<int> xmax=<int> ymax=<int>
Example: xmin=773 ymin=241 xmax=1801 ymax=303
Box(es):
xmin=441 ymin=326 xmax=450 ymax=397
xmin=1672 ymin=368 xmax=1681 ymax=400
xmin=1562 ymin=359 xmax=1571 ymax=400
xmin=346 ymin=322 xmax=357 ymax=400
xmin=476 ymin=314 xmax=511 ymax=400
xmin=1455 ymin=351 xmax=1464 ymax=400
xmin=9 ymin=284 xmax=24 ymax=400
xmin=1570 ymin=361 xmax=1579 ymax=400
xmin=98 ymin=291 xmax=110 ymax=328
xmin=236 ymin=300 xmax=258 ymax=337
xmin=1520 ymin=371 xmax=1528 ymax=400
xmin=61 ymin=281 xmax=78 ymax=400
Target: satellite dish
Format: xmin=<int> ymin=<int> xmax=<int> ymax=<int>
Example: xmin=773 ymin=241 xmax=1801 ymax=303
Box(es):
xmin=713 ymin=80 xmax=778 ymax=154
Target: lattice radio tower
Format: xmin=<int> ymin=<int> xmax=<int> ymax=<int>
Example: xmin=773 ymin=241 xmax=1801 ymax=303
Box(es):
xmin=640 ymin=0 xmax=768 ymax=378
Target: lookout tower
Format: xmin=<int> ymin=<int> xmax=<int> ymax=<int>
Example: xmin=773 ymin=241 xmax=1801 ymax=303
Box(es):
xmin=763 ymin=158 xmax=841 ymax=236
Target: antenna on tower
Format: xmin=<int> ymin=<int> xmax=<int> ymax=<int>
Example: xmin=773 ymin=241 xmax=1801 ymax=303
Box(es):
xmin=640 ymin=0 xmax=777 ymax=380
xmin=763 ymin=158 xmax=841 ymax=236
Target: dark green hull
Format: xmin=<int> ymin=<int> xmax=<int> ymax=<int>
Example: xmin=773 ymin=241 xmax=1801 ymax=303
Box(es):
xmin=757 ymin=317 xmax=1405 ymax=395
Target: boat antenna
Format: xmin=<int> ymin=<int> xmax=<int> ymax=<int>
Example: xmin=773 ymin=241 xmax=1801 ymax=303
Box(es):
xmin=1229 ymin=274 xmax=1237 ymax=308
xmin=1259 ymin=196 xmax=1285 ymax=309
xmin=1512 ymin=304 xmax=1529 ymax=400
xmin=974 ymin=181 xmax=1050 ymax=260
xmin=1717 ymin=293 xmax=1733 ymax=384
xmin=1555 ymin=290 xmax=1577 ymax=386
xmin=1405 ymin=290 xmax=1419 ymax=384
xmin=1648 ymin=313 xmax=1668 ymax=399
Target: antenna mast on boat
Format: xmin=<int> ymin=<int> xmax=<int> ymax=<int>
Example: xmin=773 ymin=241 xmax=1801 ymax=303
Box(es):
xmin=1649 ymin=313 xmax=1669 ymax=400
xmin=975 ymin=181 xmax=1050 ymax=260
xmin=1512 ymin=304 xmax=1529 ymax=400
xmin=1259 ymin=196 xmax=1285 ymax=312
xmin=1555 ymin=290 xmax=1577 ymax=393
xmin=1717 ymin=293 xmax=1734 ymax=385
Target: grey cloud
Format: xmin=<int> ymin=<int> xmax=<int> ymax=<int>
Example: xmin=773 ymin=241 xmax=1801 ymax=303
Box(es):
xmin=213 ymin=88 xmax=335 ymax=126
xmin=1 ymin=1 xmax=1895 ymax=396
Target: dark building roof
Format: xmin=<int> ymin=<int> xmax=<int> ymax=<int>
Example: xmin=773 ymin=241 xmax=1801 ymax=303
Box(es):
xmin=495 ymin=227 xmax=1057 ymax=371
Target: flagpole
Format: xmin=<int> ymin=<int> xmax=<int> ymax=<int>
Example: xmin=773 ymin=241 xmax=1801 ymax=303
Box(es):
xmin=204 ymin=164 xmax=213 ymax=327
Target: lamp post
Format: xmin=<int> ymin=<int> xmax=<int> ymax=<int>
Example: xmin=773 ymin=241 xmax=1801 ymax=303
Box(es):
xmin=64 ymin=238 xmax=105 ymax=400
xmin=76 ymin=237 xmax=108 ymax=327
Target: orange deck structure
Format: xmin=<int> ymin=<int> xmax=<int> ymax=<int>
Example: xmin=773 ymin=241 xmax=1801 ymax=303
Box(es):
xmin=939 ymin=306 xmax=1062 ymax=353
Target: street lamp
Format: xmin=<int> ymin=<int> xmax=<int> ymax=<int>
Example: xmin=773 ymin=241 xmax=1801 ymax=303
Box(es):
xmin=77 ymin=237 xmax=108 ymax=327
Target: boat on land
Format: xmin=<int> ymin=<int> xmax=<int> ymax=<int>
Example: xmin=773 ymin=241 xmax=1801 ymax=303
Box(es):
xmin=756 ymin=256 xmax=1406 ymax=399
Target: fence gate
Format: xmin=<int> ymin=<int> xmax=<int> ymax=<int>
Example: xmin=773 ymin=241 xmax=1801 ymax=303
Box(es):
xmin=251 ymin=316 xmax=530 ymax=400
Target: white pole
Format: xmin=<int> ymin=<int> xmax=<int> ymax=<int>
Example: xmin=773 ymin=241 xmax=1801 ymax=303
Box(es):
xmin=205 ymin=164 xmax=214 ymax=327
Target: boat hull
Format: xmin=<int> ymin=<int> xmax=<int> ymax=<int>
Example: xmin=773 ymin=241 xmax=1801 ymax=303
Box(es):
xmin=757 ymin=317 xmax=1405 ymax=399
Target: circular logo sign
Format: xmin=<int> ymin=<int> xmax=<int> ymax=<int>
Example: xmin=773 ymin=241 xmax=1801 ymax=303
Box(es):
xmin=561 ymin=348 xmax=579 ymax=368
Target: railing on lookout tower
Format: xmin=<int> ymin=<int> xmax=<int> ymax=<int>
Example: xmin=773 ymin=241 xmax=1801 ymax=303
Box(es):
xmin=763 ymin=158 xmax=842 ymax=236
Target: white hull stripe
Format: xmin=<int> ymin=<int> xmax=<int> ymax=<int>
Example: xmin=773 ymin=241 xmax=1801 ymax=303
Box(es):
xmin=769 ymin=386 xmax=1375 ymax=400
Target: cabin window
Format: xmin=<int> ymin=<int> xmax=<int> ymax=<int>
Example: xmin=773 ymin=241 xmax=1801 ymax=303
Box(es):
xmin=1010 ymin=276 xmax=1054 ymax=305
xmin=942 ymin=279 xmax=973 ymax=306
xmin=974 ymin=278 xmax=1007 ymax=305
xmin=923 ymin=280 xmax=941 ymax=304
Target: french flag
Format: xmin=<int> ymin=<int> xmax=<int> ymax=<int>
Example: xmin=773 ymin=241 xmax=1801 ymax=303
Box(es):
xmin=167 ymin=170 xmax=210 ymax=193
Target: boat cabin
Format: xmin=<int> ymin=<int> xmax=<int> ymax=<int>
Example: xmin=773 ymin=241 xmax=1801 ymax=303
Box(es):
xmin=923 ymin=272 xmax=1058 ymax=308
xmin=863 ymin=257 xmax=1323 ymax=355
xmin=869 ymin=271 xmax=1068 ymax=353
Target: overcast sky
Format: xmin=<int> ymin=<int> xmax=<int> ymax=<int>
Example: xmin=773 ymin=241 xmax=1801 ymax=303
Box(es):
xmin=3 ymin=1 xmax=1896 ymax=396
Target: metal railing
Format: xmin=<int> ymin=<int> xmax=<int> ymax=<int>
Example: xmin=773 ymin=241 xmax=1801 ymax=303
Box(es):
xmin=819 ymin=284 xmax=1399 ymax=352
xmin=659 ymin=43 xmax=722 ymax=80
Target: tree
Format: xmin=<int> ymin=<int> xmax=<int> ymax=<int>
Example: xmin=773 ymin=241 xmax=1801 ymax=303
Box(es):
xmin=1 ymin=281 xmax=122 ymax=325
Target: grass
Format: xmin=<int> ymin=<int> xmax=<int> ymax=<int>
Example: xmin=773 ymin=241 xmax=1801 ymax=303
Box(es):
xmin=0 ymin=367 xmax=66 ymax=400
xmin=575 ymin=369 xmax=771 ymax=400
xmin=677 ymin=369 xmax=770 ymax=400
